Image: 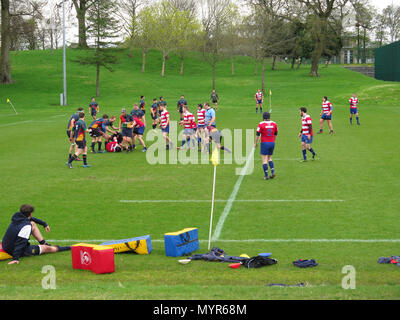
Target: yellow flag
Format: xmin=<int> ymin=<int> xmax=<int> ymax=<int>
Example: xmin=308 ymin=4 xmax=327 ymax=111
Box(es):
xmin=6 ymin=98 xmax=10 ymax=103
xmin=211 ymin=147 xmax=219 ymax=166
xmin=269 ymin=90 xmax=272 ymax=96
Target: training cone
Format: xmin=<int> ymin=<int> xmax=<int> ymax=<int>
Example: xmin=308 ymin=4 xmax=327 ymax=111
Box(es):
xmin=229 ymin=263 xmax=241 ymax=269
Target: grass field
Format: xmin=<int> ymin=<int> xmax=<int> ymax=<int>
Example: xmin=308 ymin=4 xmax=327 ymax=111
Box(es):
xmin=0 ymin=48 xmax=400 ymax=300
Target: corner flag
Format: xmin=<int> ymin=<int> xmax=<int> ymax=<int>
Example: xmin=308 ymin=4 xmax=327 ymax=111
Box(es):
xmin=6 ymin=98 xmax=18 ymax=115
xmin=208 ymin=147 xmax=219 ymax=250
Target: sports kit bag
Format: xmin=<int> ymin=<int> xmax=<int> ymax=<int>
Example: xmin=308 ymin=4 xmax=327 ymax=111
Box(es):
xmin=100 ymin=235 xmax=152 ymax=255
xmin=164 ymin=228 xmax=199 ymax=257
xmin=242 ymin=256 xmax=278 ymax=268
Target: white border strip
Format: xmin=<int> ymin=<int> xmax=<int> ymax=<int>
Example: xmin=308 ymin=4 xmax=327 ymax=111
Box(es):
xmin=120 ymin=199 xmax=345 ymax=203
xmin=47 ymin=239 xmax=400 ymax=243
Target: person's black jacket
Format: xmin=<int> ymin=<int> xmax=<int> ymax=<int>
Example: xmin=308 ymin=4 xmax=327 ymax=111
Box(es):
xmin=2 ymin=212 xmax=47 ymax=261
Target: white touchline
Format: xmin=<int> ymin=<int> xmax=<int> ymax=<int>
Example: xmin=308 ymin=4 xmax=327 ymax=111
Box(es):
xmin=47 ymin=239 xmax=400 ymax=243
xmin=120 ymin=199 xmax=345 ymax=203
xmin=0 ymin=120 xmax=33 ymax=128
xmin=211 ymin=147 xmax=256 ymax=242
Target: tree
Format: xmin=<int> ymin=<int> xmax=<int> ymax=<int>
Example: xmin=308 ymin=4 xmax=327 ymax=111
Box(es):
xmin=73 ymin=0 xmax=121 ymax=96
xmin=382 ymin=4 xmax=400 ymax=43
xmin=0 ymin=0 xmax=42 ymax=83
xmin=135 ymin=6 xmax=156 ymax=73
xmin=201 ymin=0 xmax=231 ymax=90
xmin=117 ymin=0 xmax=147 ymax=58
xmin=71 ymin=0 xmax=96 ymax=49
xmin=223 ymin=3 xmax=242 ymax=76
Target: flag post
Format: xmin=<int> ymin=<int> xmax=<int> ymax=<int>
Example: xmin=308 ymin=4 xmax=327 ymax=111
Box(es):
xmin=208 ymin=147 xmax=219 ymax=251
xmin=269 ymin=90 xmax=272 ymax=113
xmin=7 ymin=98 xmax=18 ymax=115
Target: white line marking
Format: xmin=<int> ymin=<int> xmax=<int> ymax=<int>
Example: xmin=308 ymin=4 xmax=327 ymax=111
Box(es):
xmin=120 ymin=199 xmax=345 ymax=203
xmin=47 ymin=239 xmax=400 ymax=243
xmin=0 ymin=120 xmax=33 ymax=128
xmin=212 ymin=147 xmax=256 ymax=242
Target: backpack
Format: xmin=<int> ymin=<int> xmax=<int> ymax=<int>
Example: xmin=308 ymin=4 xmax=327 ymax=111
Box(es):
xmin=242 ymin=256 xmax=278 ymax=268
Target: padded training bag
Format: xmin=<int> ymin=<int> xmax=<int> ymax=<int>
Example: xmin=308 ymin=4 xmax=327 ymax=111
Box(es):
xmin=101 ymin=235 xmax=152 ymax=255
xmin=164 ymin=228 xmax=199 ymax=257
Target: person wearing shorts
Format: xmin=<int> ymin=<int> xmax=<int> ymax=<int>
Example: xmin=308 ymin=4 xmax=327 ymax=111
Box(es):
xmin=2 ymin=204 xmax=70 ymax=265
xmin=68 ymin=112 xmax=91 ymax=168
xmin=119 ymin=108 xmax=134 ymax=152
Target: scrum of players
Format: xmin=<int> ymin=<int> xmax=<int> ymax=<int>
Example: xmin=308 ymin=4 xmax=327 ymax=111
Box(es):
xmin=66 ymin=93 xmax=229 ymax=169
xmin=66 ymin=90 xmax=360 ymax=176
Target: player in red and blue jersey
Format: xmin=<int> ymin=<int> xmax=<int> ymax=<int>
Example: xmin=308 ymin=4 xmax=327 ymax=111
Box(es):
xmin=196 ymin=104 xmax=206 ymax=151
xmin=67 ymin=112 xmax=91 ymax=169
xmin=349 ymin=93 xmax=360 ymax=125
xmin=132 ymin=113 xmax=147 ymax=152
xmin=89 ymin=117 xmax=107 ymax=153
xmin=299 ymin=107 xmax=317 ymax=162
xmin=139 ymin=96 xmax=146 ymax=114
xmin=255 ymin=90 xmax=264 ymax=114
xmin=150 ymin=98 xmax=159 ymax=130
xmin=254 ymin=112 xmax=278 ymax=180
xmin=318 ymin=96 xmax=334 ymax=134
xmin=66 ymin=107 xmax=84 ymax=164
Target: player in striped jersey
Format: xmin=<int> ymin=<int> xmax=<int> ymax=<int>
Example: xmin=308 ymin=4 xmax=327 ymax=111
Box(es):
xmin=68 ymin=112 xmax=91 ymax=168
xmin=254 ymin=112 xmax=278 ymax=180
xmin=318 ymin=96 xmax=334 ymax=134
xmin=299 ymin=107 xmax=317 ymax=162
xmin=349 ymin=93 xmax=360 ymax=125
xmin=159 ymin=104 xmax=173 ymax=150
xmin=196 ymin=104 xmax=206 ymax=151
xmin=255 ymin=89 xmax=264 ymax=114
xmin=178 ymin=106 xmax=197 ymax=150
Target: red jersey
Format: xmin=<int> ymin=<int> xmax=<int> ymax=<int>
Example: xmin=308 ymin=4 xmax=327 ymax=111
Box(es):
xmin=322 ymin=101 xmax=333 ymax=115
xmin=349 ymin=97 xmax=358 ymax=109
xmin=133 ymin=116 xmax=144 ymax=128
xmin=197 ymin=109 xmax=206 ymax=126
xmin=256 ymin=120 xmax=278 ymax=143
xmin=301 ymin=114 xmax=313 ymax=136
xmin=160 ymin=110 xmax=170 ymax=129
xmin=255 ymin=91 xmax=263 ymax=101
xmin=184 ymin=112 xmax=196 ymax=129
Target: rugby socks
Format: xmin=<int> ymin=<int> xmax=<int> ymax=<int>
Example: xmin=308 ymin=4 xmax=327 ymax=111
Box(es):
xmin=309 ymin=148 xmax=316 ymax=156
xmin=152 ymin=124 xmax=156 ymax=129
xmin=256 ymin=108 xmax=258 ymax=113
xmin=56 ymin=245 xmax=71 ymax=252
xmin=69 ymin=154 xmax=78 ymax=164
xmin=350 ymin=117 xmax=353 ymax=124
xmin=68 ymin=154 xmax=72 ymax=162
xmin=91 ymin=142 xmax=96 ymax=152
xmin=269 ymin=161 xmax=275 ymax=175
xmin=356 ymin=117 xmax=360 ymax=125
xmin=83 ymin=155 xmax=88 ymax=166
xmin=97 ymin=142 xmax=102 ymax=151
xmin=263 ymin=164 xmax=269 ymax=178
xmin=302 ymin=149 xmax=307 ymax=161
xmin=181 ymin=140 xmax=186 ymax=147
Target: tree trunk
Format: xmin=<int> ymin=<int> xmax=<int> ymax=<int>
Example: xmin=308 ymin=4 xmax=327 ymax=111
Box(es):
xmin=231 ymin=55 xmax=234 ymax=76
xmin=254 ymin=61 xmax=258 ymax=75
xmin=128 ymin=37 xmax=134 ymax=58
xmin=271 ymin=56 xmax=277 ymax=70
xmin=74 ymin=1 xmax=88 ymax=49
xmin=180 ymin=53 xmax=184 ymax=76
xmin=261 ymin=57 xmax=265 ymax=93
xmin=96 ymin=63 xmax=100 ymax=97
xmin=291 ymin=57 xmax=295 ymax=69
xmin=142 ymin=51 xmax=146 ymax=73
xmin=161 ymin=54 xmax=166 ymax=77
xmin=0 ymin=0 xmax=13 ymax=84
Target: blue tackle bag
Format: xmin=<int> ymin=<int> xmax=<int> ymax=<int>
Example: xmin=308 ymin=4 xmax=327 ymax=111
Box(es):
xmin=164 ymin=228 xmax=199 ymax=257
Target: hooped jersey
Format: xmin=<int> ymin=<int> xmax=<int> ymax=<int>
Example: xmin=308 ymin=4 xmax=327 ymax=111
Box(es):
xmin=301 ymin=114 xmax=313 ymax=136
xmin=255 ymin=92 xmax=263 ymax=101
xmin=160 ymin=110 xmax=170 ymax=128
xmin=322 ymin=101 xmax=333 ymax=115
xmin=349 ymin=97 xmax=358 ymax=109
xmin=197 ymin=109 xmax=206 ymax=126
xmin=184 ymin=112 xmax=196 ymax=129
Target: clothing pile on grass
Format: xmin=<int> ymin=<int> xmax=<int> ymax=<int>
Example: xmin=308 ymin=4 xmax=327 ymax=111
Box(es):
xmin=378 ymin=255 xmax=400 ymax=267
xmin=189 ymin=247 xmax=277 ymax=269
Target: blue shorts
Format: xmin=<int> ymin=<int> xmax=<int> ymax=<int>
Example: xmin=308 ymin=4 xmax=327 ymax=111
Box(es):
xmin=260 ymin=142 xmax=275 ymax=156
xmin=301 ymin=134 xmax=313 ymax=144
xmin=257 ymin=100 xmax=263 ymax=105
xmin=134 ymin=126 xmax=145 ymax=135
xmin=162 ymin=125 xmax=170 ymax=133
xmin=122 ymin=128 xmax=133 ymax=138
xmin=350 ymin=108 xmax=358 ymax=114
xmin=197 ymin=125 xmax=205 ymax=129
xmin=321 ymin=114 xmax=332 ymax=120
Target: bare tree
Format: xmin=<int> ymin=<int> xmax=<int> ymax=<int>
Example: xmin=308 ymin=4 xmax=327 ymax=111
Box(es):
xmin=382 ymin=4 xmax=400 ymax=43
xmin=201 ymin=0 xmax=231 ymax=90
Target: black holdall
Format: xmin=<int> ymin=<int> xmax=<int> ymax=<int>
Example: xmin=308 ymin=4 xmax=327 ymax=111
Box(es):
xmin=242 ymin=256 xmax=278 ymax=269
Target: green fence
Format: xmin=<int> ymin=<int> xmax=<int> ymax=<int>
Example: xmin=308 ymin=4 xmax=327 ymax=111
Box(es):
xmin=375 ymin=41 xmax=400 ymax=82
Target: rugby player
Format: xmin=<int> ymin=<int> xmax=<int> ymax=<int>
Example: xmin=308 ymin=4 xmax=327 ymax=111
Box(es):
xmin=159 ymin=104 xmax=173 ymax=150
xmin=68 ymin=112 xmax=91 ymax=168
xmin=178 ymin=106 xmax=197 ymax=150
xmin=349 ymin=93 xmax=360 ymax=125
xmin=89 ymin=116 xmax=107 ymax=154
xmin=139 ymin=96 xmax=146 ymax=114
xmin=132 ymin=113 xmax=147 ymax=152
xmin=119 ymin=108 xmax=134 ymax=152
xmin=204 ymin=103 xmax=216 ymax=128
xmin=299 ymin=107 xmax=317 ymax=162
xmin=151 ymin=98 xmax=159 ymax=130
xmin=177 ymin=95 xmax=187 ymax=121
xmin=254 ymin=112 xmax=278 ymax=180
xmin=255 ymin=89 xmax=264 ymax=114
xmin=318 ymin=96 xmax=334 ymax=134
xmin=66 ymin=107 xmax=84 ymax=164
xmin=197 ymin=104 xmax=206 ymax=151
xmin=89 ymin=97 xmax=99 ymax=120
xmin=210 ymin=90 xmax=219 ymax=111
